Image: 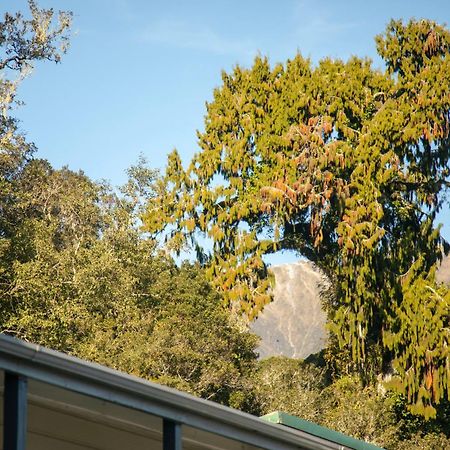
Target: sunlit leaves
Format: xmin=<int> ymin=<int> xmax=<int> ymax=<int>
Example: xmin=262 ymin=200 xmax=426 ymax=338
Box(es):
xmin=384 ymin=263 xmax=450 ymax=419
xmin=145 ymin=19 xmax=450 ymax=416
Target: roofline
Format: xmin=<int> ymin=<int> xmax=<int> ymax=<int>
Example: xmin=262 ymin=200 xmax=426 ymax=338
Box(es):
xmin=261 ymin=412 xmax=382 ymax=450
xmin=0 ymin=334 xmax=348 ymax=450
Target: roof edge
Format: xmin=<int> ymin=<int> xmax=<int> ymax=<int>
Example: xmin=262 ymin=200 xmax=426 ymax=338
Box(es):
xmin=0 ymin=334 xmax=345 ymax=450
xmin=261 ymin=411 xmax=384 ymax=450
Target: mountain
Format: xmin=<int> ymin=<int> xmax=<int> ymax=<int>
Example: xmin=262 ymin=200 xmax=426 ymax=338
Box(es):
xmin=250 ymin=261 xmax=328 ymax=360
xmin=251 ymin=255 xmax=450 ymax=360
xmin=436 ymin=254 xmax=450 ymax=284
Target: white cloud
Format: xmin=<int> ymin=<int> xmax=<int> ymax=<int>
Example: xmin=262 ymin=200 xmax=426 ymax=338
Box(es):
xmin=292 ymin=0 xmax=361 ymax=33
xmin=139 ymin=19 xmax=255 ymax=58
xmin=293 ymin=0 xmax=363 ymax=42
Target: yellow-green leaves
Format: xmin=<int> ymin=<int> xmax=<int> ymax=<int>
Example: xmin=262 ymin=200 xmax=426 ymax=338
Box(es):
xmin=384 ymin=264 xmax=450 ymax=419
xmin=145 ymin=19 xmax=450 ymax=417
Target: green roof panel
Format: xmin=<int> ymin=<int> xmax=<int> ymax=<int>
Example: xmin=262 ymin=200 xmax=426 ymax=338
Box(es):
xmin=260 ymin=411 xmax=384 ymax=450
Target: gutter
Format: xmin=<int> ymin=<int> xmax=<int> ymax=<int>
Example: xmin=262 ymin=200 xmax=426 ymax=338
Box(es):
xmin=0 ymin=334 xmax=376 ymax=450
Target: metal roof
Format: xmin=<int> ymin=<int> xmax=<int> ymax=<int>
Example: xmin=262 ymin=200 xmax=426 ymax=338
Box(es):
xmin=0 ymin=335 xmax=382 ymax=450
xmin=261 ymin=412 xmax=382 ymax=450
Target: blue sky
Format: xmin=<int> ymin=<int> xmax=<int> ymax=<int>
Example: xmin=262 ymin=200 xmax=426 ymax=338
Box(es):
xmin=3 ymin=0 xmax=450 ymax=263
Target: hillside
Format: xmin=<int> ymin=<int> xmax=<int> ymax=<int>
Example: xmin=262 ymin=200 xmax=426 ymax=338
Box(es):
xmin=250 ymin=261 xmax=327 ymax=359
xmin=253 ymin=255 xmax=450 ymax=360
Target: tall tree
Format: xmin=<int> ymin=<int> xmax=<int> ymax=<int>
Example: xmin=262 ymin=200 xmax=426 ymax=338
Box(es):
xmin=1 ymin=0 xmax=71 ymax=319
xmin=145 ymin=19 xmax=450 ymax=417
xmin=1 ymin=0 xmax=71 ymax=244
xmin=0 ymin=0 xmax=71 ymax=158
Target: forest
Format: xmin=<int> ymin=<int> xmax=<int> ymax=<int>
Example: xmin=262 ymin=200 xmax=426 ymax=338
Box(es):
xmin=1 ymin=2 xmax=449 ymax=448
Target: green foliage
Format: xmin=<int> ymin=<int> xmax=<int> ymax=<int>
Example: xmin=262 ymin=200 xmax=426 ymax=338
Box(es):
xmin=0 ymin=0 xmax=260 ymax=413
xmin=253 ymin=358 xmax=397 ymax=447
xmin=146 ymin=19 xmax=450 ymax=416
xmin=317 ymin=377 xmax=450 ymax=449
xmin=2 ymin=3 xmax=449 ymax=443
xmin=0 ymin=156 xmax=259 ymax=409
xmin=319 ymin=377 xmax=399 ymax=448
xmin=253 ymin=356 xmax=327 ymax=423
xmin=0 ymin=0 xmax=71 ymax=174
xmin=384 ymin=264 xmax=450 ymax=419
xmin=82 ymin=261 xmax=259 ymax=409
xmin=252 ymin=358 xmax=450 ymax=449
xmin=1 ymin=0 xmax=73 ymax=344
xmin=0 ymin=0 xmax=71 ymax=72
xmin=394 ymin=433 xmax=450 ymax=450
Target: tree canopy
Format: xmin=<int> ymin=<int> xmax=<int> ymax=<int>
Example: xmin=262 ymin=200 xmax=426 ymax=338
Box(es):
xmin=0 ymin=1 xmax=258 ymax=411
xmin=2 ymin=3 xmax=450 ymax=446
xmin=0 ymin=151 xmax=260 ymax=410
xmin=145 ymin=19 xmax=450 ymax=417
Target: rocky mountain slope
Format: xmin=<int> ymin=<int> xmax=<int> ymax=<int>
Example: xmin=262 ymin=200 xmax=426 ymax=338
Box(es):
xmin=436 ymin=254 xmax=450 ymax=284
xmin=250 ymin=260 xmax=327 ymax=359
xmin=252 ymin=256 xmax=450 ymax=360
